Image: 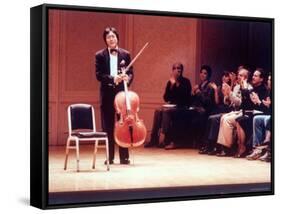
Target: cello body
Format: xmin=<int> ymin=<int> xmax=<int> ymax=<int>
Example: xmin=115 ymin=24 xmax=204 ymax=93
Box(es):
xmin=114 ymin=90 xmax=147 ymax=148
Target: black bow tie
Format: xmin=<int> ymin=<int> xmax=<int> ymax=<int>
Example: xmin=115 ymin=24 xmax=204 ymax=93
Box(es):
xmin=110 ymin=48 xmax=118 ymax=54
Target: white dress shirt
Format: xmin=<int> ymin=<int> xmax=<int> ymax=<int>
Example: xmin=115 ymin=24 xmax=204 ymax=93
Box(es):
xmin=109 ymin=50 xmax=118 ymax=78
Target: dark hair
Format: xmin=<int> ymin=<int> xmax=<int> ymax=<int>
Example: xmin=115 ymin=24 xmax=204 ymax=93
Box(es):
xmin=172 ymin=62 xmax=184 ymax=75
xmin=255 ymin=68 xmax=267 ymax=83
xmin=222 ymin=71 xmax=231 ymax=85
xmin=222 ymin=70 xmax=230 ymax=77
xmin=200 ymin=65 xmax=212 ymax=80
xmin=103 ymin=27 xmax=119 ymax=43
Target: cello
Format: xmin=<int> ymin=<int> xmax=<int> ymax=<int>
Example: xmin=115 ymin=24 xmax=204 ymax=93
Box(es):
xmin=114 ymin=43 xmax=149 ymax=148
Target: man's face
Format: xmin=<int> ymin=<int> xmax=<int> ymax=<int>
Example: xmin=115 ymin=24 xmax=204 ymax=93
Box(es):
xmin=222 ymin=75 xmax=230 ymax=84
xmin=199 ymin=69 xmax=208 ymax=82
xmin=171 ymin=64 xmax=182 ymax=79
xmin=252 ymin=70 xmax=263 ymax=86
xmin=106 ymin=31 xmax=118 ymax=49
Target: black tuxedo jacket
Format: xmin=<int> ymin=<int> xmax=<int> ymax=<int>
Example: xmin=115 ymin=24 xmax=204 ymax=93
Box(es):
xmin=95 ymin=48 xmax=134 ymax=92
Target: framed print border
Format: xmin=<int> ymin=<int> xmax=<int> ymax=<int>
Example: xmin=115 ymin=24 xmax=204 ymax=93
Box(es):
xmin=30 ymin=3 xmax=274 ymax=209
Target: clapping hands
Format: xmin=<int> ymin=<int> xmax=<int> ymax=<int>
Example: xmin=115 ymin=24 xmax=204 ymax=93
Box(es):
xmin=193 ymin=84 xmax=200 ymax=94
xmin=222 ymin=83 xmax=231 ymax=96
xmin=209 ymin=82 xmax=218 ymax=91
xmin=250 ymin=92 xmax=261 ymax=105
xmin=262 ymin=97 xmax=271 ymax=107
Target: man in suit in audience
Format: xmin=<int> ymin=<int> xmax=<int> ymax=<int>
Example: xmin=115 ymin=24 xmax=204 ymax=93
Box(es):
xmin=145 ymin=62 xmax=192 ymax=149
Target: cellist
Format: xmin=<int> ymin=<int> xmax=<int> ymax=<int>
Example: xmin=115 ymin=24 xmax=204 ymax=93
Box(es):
xmin=95 ymin=27 xmax=133 ymax=165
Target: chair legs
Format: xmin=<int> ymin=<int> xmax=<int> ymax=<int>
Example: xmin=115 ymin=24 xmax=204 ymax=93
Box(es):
xmin=64 ymin=137 xmax=109 ymax=172
xmin=75 ymin=138 xmax=80 ymax=172
xmin=92 ymin=139 xmax=110 ymax=171
xmin=64 ymin=137 xmax=80 ymax=172
xmin=64 ymin=138 xmax=71 ymax=170
xmin=92 ymin=140 xmax=99 ymax=169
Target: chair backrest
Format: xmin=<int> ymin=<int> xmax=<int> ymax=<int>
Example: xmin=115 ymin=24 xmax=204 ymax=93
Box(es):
xmin=67 ymin=104 xmax=96 ymax=134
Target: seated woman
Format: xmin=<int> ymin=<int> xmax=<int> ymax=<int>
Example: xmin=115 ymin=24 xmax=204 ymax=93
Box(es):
xmin=189 ymin=65 xmax=216 ymax=150
xmin=198 ymin=70 xmax=235 ymax=155
xmin=144 ymin=62 xmax=191 ymax=148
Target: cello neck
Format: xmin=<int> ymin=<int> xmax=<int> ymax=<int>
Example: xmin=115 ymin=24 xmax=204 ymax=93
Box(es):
xmin=123 ymin=77 xmax=131 ymax=112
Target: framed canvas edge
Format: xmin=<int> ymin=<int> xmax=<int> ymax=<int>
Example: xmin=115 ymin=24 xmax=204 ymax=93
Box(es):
xmin=30 ymin=3 xmax=275 ymax=210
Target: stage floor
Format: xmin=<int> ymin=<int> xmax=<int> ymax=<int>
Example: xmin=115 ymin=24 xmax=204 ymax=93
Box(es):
xmin=49 ymin=145 xmax=271 ymax=193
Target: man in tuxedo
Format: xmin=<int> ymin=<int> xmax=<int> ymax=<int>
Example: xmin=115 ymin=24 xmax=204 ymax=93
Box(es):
xmin=95 ymin=27 xmax=134 ymax=164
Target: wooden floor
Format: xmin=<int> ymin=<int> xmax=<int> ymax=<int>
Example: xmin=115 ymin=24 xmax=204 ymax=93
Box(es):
xmin=49 ymin=145 xmax=271 ymax=193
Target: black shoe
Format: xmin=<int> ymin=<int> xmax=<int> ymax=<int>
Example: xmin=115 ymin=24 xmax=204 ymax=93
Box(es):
xmin=165 ymin=142 xmax=177 ymax=150
xmin=157 ymin=143 xmax=165 ymax=148
xmin=216 ymin=145 xmax=232 ymax=157
xmin=216 ymin=150 xmax=230 ymax=157
xmin=207 ymin=149 xmax=218 ymax=155
xmin=104 ymin=160 xmax=114 ymax=165
xmin=198 ymin=147 xmax=208 ymax=154
xmin=120 ymin=159 xmax=130 ymax=165
xmin=199 ymin=149 xmax=208 ymax=154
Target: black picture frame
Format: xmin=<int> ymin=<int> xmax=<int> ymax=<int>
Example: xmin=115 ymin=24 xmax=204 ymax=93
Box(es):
xmin=30 ymin=3 xmax=274 ymax=209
